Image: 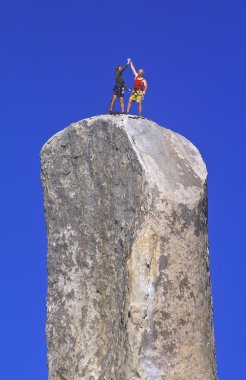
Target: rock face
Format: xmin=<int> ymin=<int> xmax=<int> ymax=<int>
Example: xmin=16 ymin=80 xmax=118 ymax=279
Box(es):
xmin=41 ymin=115 xmax=217 ymax=380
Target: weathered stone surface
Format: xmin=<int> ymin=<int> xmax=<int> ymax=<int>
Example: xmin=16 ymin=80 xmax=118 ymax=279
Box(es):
xmin=41 ymin=115 xmax=217 ymax=380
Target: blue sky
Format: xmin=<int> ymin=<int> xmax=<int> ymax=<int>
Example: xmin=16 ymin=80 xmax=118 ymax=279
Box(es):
xmin=1 ymin=1 xmax=245 ymax=379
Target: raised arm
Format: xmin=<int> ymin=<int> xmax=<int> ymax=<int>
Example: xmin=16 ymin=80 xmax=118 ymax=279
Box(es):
xmin=118 ymin=62 xmax=129 ymax=74
xmin=130 ymin=61 xmax=138 ymax=77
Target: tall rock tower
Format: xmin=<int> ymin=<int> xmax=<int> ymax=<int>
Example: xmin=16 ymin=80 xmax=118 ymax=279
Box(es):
xmin=41 ymin=115 xmax=217 ymax=380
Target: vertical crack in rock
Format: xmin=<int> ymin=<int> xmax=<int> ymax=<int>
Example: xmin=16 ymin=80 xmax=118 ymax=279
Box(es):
xmin=41 ymin=115 xmax=217 ymax=380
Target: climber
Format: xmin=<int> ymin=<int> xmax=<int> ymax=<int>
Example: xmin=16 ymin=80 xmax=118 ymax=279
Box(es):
xmin=127 ymin=60 xmax=147 ymax=116
xmin=109 ymin=59 xmax=131 ymax=114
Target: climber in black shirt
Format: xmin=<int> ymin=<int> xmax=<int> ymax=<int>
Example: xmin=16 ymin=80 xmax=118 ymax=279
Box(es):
xmin=109 ymin=59 xmax=131 ymax=113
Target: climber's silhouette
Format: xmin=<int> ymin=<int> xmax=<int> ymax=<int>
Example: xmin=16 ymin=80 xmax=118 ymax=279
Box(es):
xmin=109 ymin=59 xmax=131 ymax=114
xmin=127 ymin=59 xmax=147 ymax=117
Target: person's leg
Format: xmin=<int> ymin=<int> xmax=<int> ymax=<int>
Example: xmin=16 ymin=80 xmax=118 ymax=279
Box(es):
xmin=138 ymin=102 xmax=142 ymax=116
xmin=109 ymin=95 xmax=117 ymax=112
xmin=120 ymin=97 xmax=124 ymax=113
xmin=127 ymin=100 xmax=133 ymax=113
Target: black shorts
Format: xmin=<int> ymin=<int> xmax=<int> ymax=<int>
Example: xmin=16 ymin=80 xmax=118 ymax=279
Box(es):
xmin=113 ymin=86 xmax=124 ymax=98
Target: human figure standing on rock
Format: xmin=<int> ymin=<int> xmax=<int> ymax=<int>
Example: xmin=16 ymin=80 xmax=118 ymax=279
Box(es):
xmin=127 ymin=59 xmax=147 ymax=117
xmin=109 ymin=59 xmax=131 ymax=114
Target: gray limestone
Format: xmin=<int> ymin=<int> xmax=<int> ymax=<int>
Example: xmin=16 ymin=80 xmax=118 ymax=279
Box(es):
xmin=41 ymin=115 xmax=217 ymax=380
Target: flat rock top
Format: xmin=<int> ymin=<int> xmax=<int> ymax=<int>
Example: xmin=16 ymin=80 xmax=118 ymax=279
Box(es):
xmin=41 ymin=114 xmax=207 ymax=203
